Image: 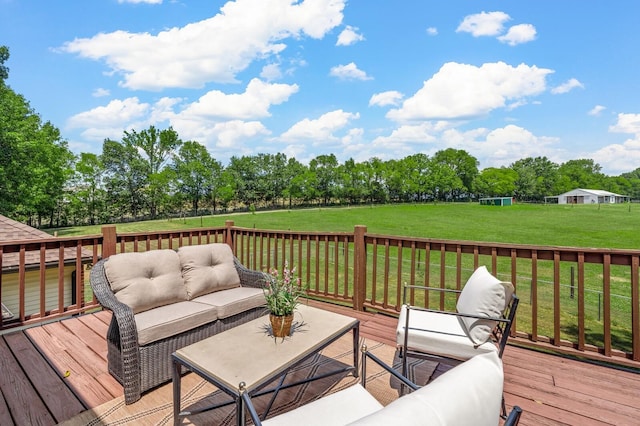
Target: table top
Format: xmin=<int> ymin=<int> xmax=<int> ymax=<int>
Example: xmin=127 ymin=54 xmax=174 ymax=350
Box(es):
xmin=174 ymin=304 xmax=359 ymax=394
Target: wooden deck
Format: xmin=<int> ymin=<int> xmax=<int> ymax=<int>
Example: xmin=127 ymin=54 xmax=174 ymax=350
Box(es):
xmin=1 ymin=301 xmax=639 ymax=425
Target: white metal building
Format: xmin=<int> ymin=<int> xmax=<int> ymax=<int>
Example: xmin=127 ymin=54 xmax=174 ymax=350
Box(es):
xmin=545 ymin=188 xmax=630 ymax=205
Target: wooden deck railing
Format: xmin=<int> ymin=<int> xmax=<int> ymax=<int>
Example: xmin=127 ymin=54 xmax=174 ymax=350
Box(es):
xmin=2 ymin=221 xmax=639 ymax=368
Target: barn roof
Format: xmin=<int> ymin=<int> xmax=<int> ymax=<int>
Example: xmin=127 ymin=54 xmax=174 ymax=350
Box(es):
xmin=558 ymin=188 xmax=627 ymax=197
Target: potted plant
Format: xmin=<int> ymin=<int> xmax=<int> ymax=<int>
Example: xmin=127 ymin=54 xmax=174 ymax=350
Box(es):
xmin=264 ymin=261 xmax=304 ymax=338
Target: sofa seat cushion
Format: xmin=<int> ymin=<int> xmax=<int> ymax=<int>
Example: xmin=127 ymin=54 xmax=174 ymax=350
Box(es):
xmin=262 ymin=384 xmax=382 ymax=426
xmin=192 ymin=287 xmax=266 ymax=319
xmin=178 ymin=243 xmax=241 ymax=299
xmin=135 ymin=301 xmax=218 ymax=346
xmin=456 ymin=266 xmax=514 ymax=345
xmin=396 ymin=305 xmax=498 ymax=360
xmin=104 ymin=249 xmax=187 ymax=314
xmin=349 ymin=351 xmax=504 ymax=426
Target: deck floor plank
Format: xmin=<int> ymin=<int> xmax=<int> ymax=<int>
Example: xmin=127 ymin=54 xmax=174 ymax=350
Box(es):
xmin=24 ymin=325 xmax=116 ymax=408
xmin=77 ymin=310 xmax=110 ymax=337
xmin=2 ymin=332 xmax=85 ymax=422
xmin=0 ymin=336 xmax=55 ymax=426
xmin=61 ymin=315 xmax=109 ymax=360
xmin=0 ymin=366 xmax=15 ymax=426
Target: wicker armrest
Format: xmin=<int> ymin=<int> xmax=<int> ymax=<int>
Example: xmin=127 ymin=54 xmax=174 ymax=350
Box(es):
xmin=90 ymin=258 xmax=142 ymax=403
xmin=234 ymin=257 xmax=269 ymax=289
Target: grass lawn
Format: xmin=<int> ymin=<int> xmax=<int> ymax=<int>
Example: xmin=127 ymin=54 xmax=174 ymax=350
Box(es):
xmin=54 ymin=202 xmax=640 ymax=250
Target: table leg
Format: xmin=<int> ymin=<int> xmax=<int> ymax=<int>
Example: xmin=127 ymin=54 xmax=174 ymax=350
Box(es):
xmin=237 ymin=382 xmax=246 ymax=426
xmin=352 ymin=323 xmax=360 ymax=377
xmin=173 ymin=359 xmax=182 ymax=426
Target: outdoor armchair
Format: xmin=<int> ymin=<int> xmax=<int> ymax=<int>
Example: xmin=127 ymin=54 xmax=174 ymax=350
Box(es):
xmin=396 ymin=266 xmax=519 ymax=416
xmin=244 ymin=346 xmax=522 ymax=425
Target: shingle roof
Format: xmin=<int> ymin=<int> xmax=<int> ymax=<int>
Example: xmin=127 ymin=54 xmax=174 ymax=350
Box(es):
xmin=0 ymin=214 xmax=91 ymax=270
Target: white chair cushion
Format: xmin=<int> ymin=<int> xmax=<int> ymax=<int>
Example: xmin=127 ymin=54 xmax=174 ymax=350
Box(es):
xmin=262 ymin=384 xmax=383 ymax=426
xmin=104 ymin=249 xmax=187 ymax=314
xmin=178 ymin=243 xmax=241 ymax=299
xmin=396 ymin=305 xmax=498 ymax=360
xmin=350 ymin=351 xmax=503 ymax=426
xmin=456 ymin=266 xmax=514 ymax=345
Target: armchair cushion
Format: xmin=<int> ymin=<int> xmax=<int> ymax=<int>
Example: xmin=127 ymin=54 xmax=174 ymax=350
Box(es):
xmin=396 ymin=305 xmax=498 ymax=360
xmin=178 ymin=243 xmax=241 ymax=299
xmin=349 ymin=351 xmax=504 ymax=426
xmin=262 ymin=383 xmax=383 ymax=426
xmin=103 ymin=249 xmax=187 ymax=314
xmin=456 ymin=266 xmax=514 ymax=345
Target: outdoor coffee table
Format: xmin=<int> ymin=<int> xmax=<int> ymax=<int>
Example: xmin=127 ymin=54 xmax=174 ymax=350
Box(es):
xmin=172 ymin=304 xmax=360 ymax=425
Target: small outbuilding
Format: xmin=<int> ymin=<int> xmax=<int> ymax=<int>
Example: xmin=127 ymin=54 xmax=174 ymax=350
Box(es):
xmin=545 ymin=188 xmax=630 ymax=205
xmin=479 ymin=197 xmax=513 ymax=206
xmin=0 ymin=215 xmax=92 ymax=323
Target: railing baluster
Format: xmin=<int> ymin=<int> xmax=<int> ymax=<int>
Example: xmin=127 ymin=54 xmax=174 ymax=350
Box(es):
xmin=632 ymin=255 xmax=640 ymax=361
xmin=578 ymin=252 xmax=586 ymax=351
xmin=603 ymin=254 xmax=612 ymax=357
xmin=553 ymin=251 xmax=561 ymax=346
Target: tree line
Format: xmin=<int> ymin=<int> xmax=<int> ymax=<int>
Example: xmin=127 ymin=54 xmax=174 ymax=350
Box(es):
xmin=3 ymin=46 xmax=640 ymax=228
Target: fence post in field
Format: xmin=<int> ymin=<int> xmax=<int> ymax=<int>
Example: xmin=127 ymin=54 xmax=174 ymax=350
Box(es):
xmin=225 ymin=220 xmax=235 ymax=252
xmin=354 ymin=225 xmax=367 ymax=312
xmin=101 ymin=225 xmax=117 ymax=258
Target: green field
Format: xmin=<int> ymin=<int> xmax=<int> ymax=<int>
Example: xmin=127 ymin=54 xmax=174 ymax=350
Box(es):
xmin=54 ymin=202 xmax=640 ymax=250
xmin=55 ymin=202 xmax=640 ymax=355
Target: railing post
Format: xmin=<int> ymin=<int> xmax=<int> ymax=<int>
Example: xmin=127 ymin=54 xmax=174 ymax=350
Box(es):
xmin=225 ymin=220 xmax=235 ymax=252
xmin=353 ymin=225 xmax=367 ymax=312
xmin=101 ymin=225 xmax=117 ymax=259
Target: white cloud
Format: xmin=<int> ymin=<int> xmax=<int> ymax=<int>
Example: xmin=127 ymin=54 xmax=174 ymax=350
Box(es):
xmin=260 ymin=63 xmax=283 ymax=81
xmin=180 ymin=78 xmax=298 ymax=120
xmin=280 ymin=109 xmax=359 ymax=141
xmin=586 ymin=113 xmax=640 ymax=173
xmin=67 ymin=97 xmax=149 ymax=129
xmin=372 ymin=123 xmax=438 ymax=146
xmin=336 ymin=25 xmax=364 ymax=46
xmin=66 ymin=79 xmax=297 ymax=154
xmin=341 ymin=127 xmax=364 ymax=145
xmin=610 ymin=113 xmax=640 ymax=134
xmin=498 ymin=23 xmax=537 ymax=46
xmin=456 ymin=11 xmax=510 ymax=37
xmin=551 ymin=78 xmax=584 ymax=94
xmin=588 ymin=105 xmax=606 ymax=116
xmin=92 ymin=88 xmax=110 ymax=97
xmin=61 ymin=0 xmax=346 ymax=90
xmin=426 ymin=27 xmax=438 ymax=36
xmin=387 ymin=61 xmax=552 ymax=121
xmin=590 ymin=137 xmax=640 ymax=175
xmin=442 ymin=124 xmax=561 ymax=168
xmin=369 ymin=91 xmax=403 ymax=107
xmin=329 ymin=62 xmax=373 ymax=80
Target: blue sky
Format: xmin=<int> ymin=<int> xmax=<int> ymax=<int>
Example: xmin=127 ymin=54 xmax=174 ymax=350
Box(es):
xmin=2 ymin=0 xmax=640 ymax=175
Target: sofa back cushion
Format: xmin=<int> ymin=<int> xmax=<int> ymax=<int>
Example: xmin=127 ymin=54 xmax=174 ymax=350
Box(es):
xmin=456 ymin=266 xmax=514 ymax=345
xmin=178 ymin=243 xmax=241 ymax=299
xmin=349 ymin=351 xmax=504 ymax=426
xmin=104 ymin=249 xmax=187 ymax=314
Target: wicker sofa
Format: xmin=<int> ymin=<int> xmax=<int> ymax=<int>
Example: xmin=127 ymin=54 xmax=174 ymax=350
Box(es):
xmin=89 ymin=243 xmax=268 ymax=404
